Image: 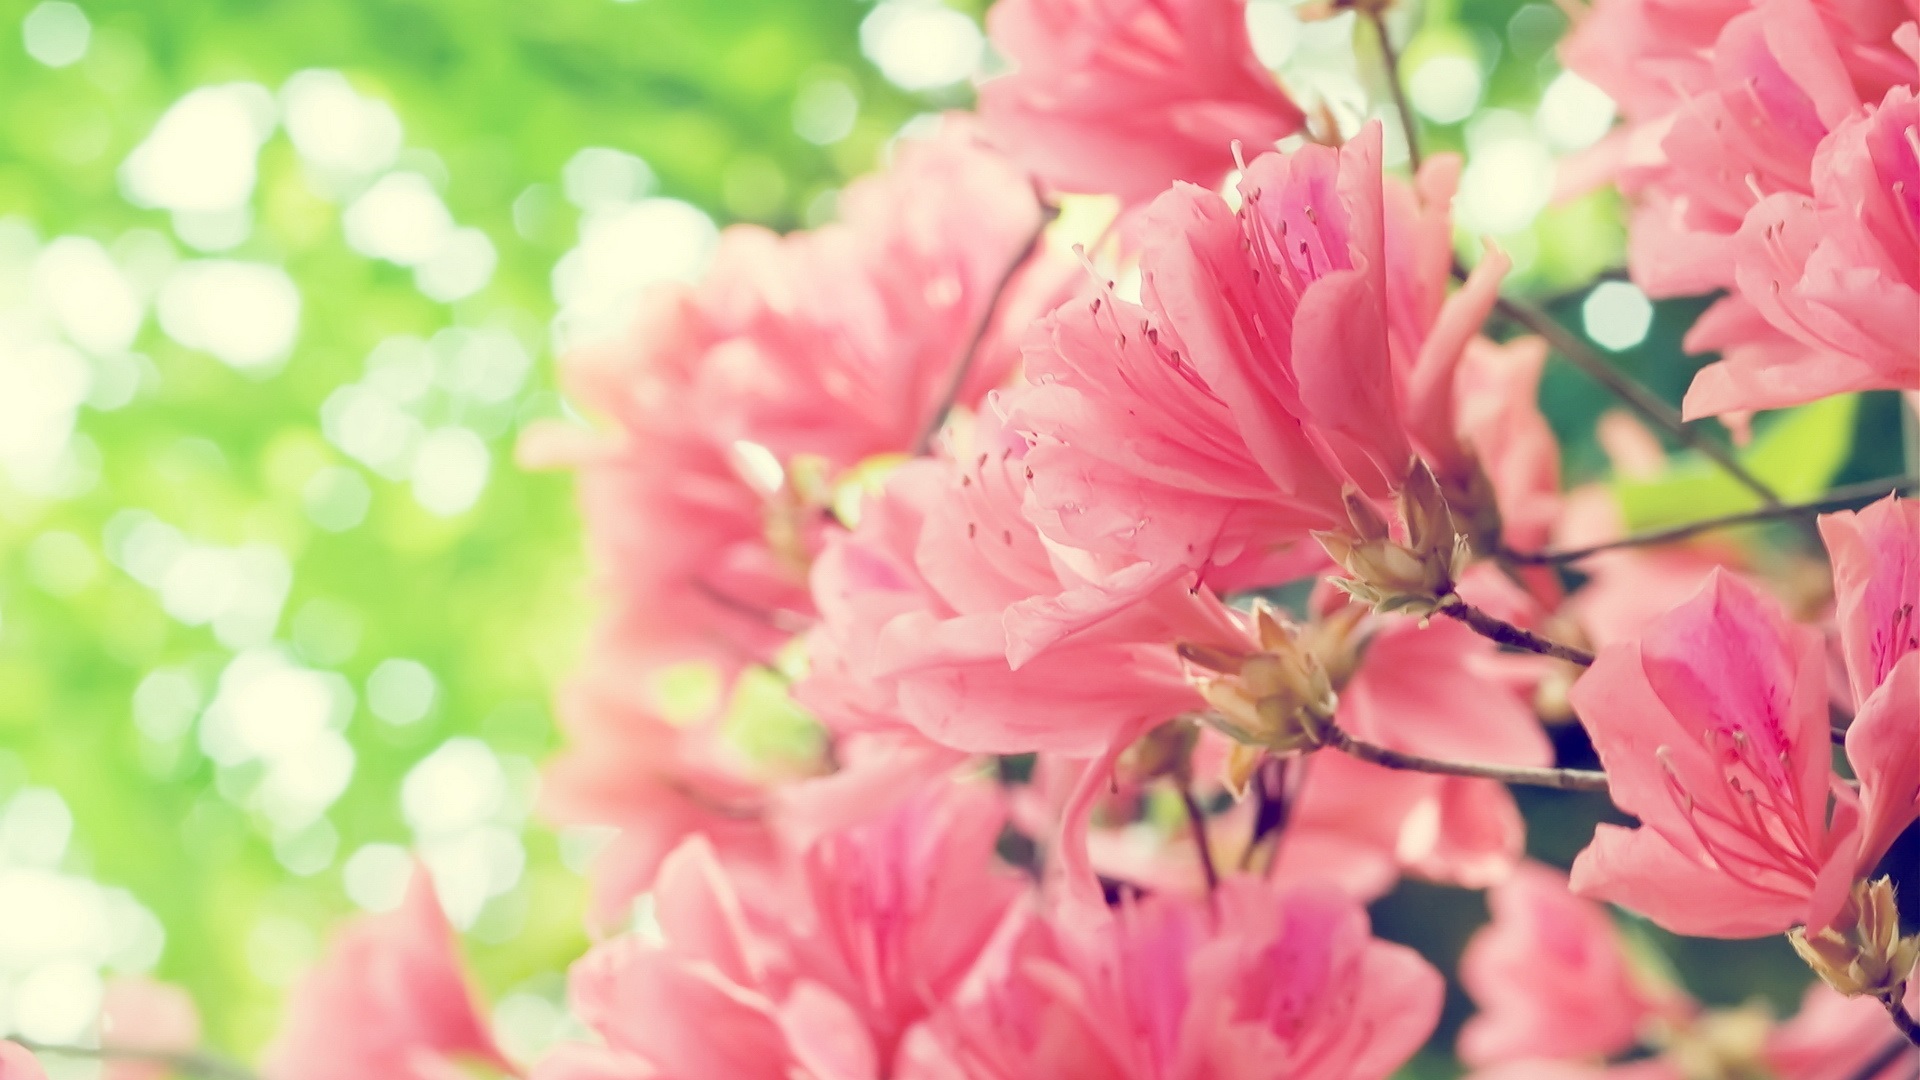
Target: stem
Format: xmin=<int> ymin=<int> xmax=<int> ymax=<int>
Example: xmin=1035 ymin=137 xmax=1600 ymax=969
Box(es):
xmin=1324 ymin=725 xmax=1613 ymax=793
xmin=913 ymin=204 xmax=1058 ymax=454
xmin=1178 ymin=783 xmax=1221 ymax=894
xmin=1436 ymin=594 xmax=1595 ymax=667
xmin=1887 ymin=987 xmax=1920 ymax=1048
xmin=1508 ymin=477 xmax=1918 ymax=565
xmin=1846 ymin=1036 xmax=1918 ymax=1080
xmin=1489 ymin=293 xmax=1785 ymax=509
xmin=16 ymin=1039 xmax=260 ymax=1080
xmin=1364 ymin=7 xmax=1421 ymax=171
xmin=1240 ymin=756 xmax=1297 ymax=872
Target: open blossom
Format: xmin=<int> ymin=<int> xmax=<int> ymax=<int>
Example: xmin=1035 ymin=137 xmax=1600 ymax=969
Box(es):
xmin=1569 ymin=569 xmax=1848 ymax=936
xmin=556 ymin=781 xmax=1024 ymax=1080
xmin=683 ymin=122 xmax=1049 ymax=465
xmin=1820 ymin=495 xmax=1920 ymax=880
xmin=1306 ymin=608 xmax=1550 ymax=887
xmin=1458 ymin=863 xmax=1680 ymax=1069
xmin=540 ymin=661 xmax=779 ymax=926
xmin=1011 ymin=123 xmax=1514 ymax=594
xmin=1561 ymin=0 xmax=1916 ymax=417
xmin=523 ymin=119 xmax=1050 ymax=676
xmin=1767 ymin=979 xmax=1920 ymax=1078
xmin=0 ymin=1046 xmax=42 ymax=1080
xmin=977 ymin=0 xmax=1305 ymax=205
xmin=1695 ymin=85 xmax=1920 ymax=416
xmin=1567 ymin=506 xmax=1920 ymax=938
xmin=917 ymin=877 xmax=1443 ymax=1080
xmin=798 ymin=412 xmax=1247 ymax=762
xmin=100 ymin=978 xmax=202 ymax=1080
xmin=265 ymin=866 xmax=517 ymax=1080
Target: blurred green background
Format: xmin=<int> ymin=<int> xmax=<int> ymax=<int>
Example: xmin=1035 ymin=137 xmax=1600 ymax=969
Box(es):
xmin=0 ymin=0 xmax=1900 ymax=1070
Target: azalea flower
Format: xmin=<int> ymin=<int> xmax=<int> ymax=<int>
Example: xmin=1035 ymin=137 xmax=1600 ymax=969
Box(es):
xmin=1011 ymin=123 xmax=1516 ymax=595
xmin=1568 ymin=496 xmax=1920 ymax=940
xmin=264 ymin=866 xmax=518 ymax=1080
xmin=977 ymin=0 xmax=1305 ymax=205
xmin=1560 ymin=0 xmax=1916 ymax=419
xmin=0 ymin=1045 xmax=43 ymax=1080
xmin=1697 ymin=85 xmax=1920 ymax=416
xmin=915 ymin=876 xmax=1443 ymax=1080
xmin=555 ymin=781 xmax=1024 ymax=1080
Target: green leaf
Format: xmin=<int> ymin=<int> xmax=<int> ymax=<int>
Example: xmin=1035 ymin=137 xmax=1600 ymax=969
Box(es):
xmin=1613 ymin=394 xmax=1859 ymax=530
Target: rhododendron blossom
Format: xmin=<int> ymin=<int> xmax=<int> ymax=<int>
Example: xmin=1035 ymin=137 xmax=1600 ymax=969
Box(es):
xmin=915 ymin=877 xmax=1442 ymax=1080
xmin=0 ymin=1046 xmax=42 ymax=1080
xmin=265 ymin=868 xmax=517 ymax=1080
xmin=1570 ymin=497 xmax=1920 ymax=941
xmin=1700 ymin=85 xmax=1920 ymax=416
xmin=557 ymin=782 xmax=1024 ymax=1080
xmin=1012 ymin=123 xmax=1516 ymax=594
xmin=210 ymin=2 xmax=1920 ymax=1077
xmin=977 ymin=0 xmax=1306 ymax=205
xmin=1562 ymin=0 xmax=1918 ymax=419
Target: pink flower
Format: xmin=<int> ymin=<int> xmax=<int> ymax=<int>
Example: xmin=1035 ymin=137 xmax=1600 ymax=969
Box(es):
xmin=100 ymin=978 xmax=201 ymax=1080
xmin=1272 ymin=752 xmax=1529 ymax=897
xmin=1561 ymin=0 xmax=1914 ymax=416
xmin=523 ymin=119 xmax=1051 ymax=676
xmin=686 ymin=120 xmax=1048 ymax=465
xmin=1767 ymin=979 xmax=1920 ymax=1079
xmin=1691 ymin=85 xmax=1920 ymax=417
xmin=0 ymin=1046 xmax=44 ymax=1080
xmin=1315 ymin=612 xmax=1551 ymax=888
xmin=798 ymin=445 xmax=1233 ymax=761
xmin=1468 ymin=1064 xmax=1679 ymax=1080
xmin=1823 ymin=495 xmax=1920 ymax=880
xmin=977 ymin=0 xmax=1305 ymax=205
xmin=264 ymin=866 xmax=516 ymax=1080
xmin=523 ymin=310 xmax=818 ymax=676
xmin=918 ymin=877 xmax=1443 ymax=1080
xmin=540 ymin=664 xmax=778 ymax=927
xmin=1568 ymin=569 xmax=1863 ymax=936
xmin=562 ymin=781 xmax=1025 ymax=1080
xmin=1012 ymin=124 xmax=1512 ymax=592
xmin=1453 ymin=336 xmax=1563 ymax=558
xmin=1821 ymin=493 xmax=1920 ymax=709
xmin=1458 ymin=862 xmax=1682 ymax=1069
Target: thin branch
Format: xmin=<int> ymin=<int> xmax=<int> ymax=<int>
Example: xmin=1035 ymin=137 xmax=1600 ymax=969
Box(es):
xmin=1240 ymin=756 xmax=1297 ymax=872
xmin=1364 ymin=7 xmax=1421 ymax=171
xmin=1178 ymin=783 xmax=1221 ymax=894
xmin=1886 ymin=987 xmax=1920 ymax=1048
xmin=1845 ymin=1035 xmax=1918 ymax=1080
xmin=913 ymin=204 xmax=1059 ymax=454
xmin=1324 ymin=724 xmax=1614 ymax=793
xmin=1508 ymin=477 xmax=1918 ymax=565
xmin=1488 ymin=292 xmax=1785 ymax=509
xmin=1437 ymin=594 xmax=1595 ymax=667
xmin=16 ymin=1039 xmax=260 ymax=1080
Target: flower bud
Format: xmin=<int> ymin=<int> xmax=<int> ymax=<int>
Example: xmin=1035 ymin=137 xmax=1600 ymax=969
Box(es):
xmin=1658 ymin=1003 xmax=1772 ymax=1080
xmin=1179 ymin=603 xmax=1336 ymax=756
xmin=1118 ymin=719 xmax=1200 ymax=786
xmin=1789 ymin=877 xmax=1920 ymax=999
xmin=1313 ymin=460 xmax=1470 ymax=618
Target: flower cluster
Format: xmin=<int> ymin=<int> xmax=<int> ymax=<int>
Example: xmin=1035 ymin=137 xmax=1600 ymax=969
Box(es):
xmin=13 ymin=0 xmax=1914 ymax=1076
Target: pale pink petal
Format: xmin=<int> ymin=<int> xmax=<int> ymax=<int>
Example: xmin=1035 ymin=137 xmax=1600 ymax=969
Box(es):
xmin=777 ymin=982 xmax=881 ymax=1080
xmin=1845 ymin=652 xmax=1920 ymax=873
xmin=1820 ymin=493 xmax=1920 ymax=707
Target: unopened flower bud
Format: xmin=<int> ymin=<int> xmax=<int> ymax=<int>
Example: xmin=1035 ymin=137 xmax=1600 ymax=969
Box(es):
xmin=1118 ymin=719 xmax=1200 ymax=786
xmin=1314 ymin=461 xmax=1470 ymax=618
xmin=1659 ymin=1003 xmax=1771 ymax=1080
xmin=1179 ymin=604 xmax=1336 ymax=756
xmin=1789 ymin=877 xmax=1920 ymax=999
xmin=1222 ymin=742 xmax=1266 ymax=800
